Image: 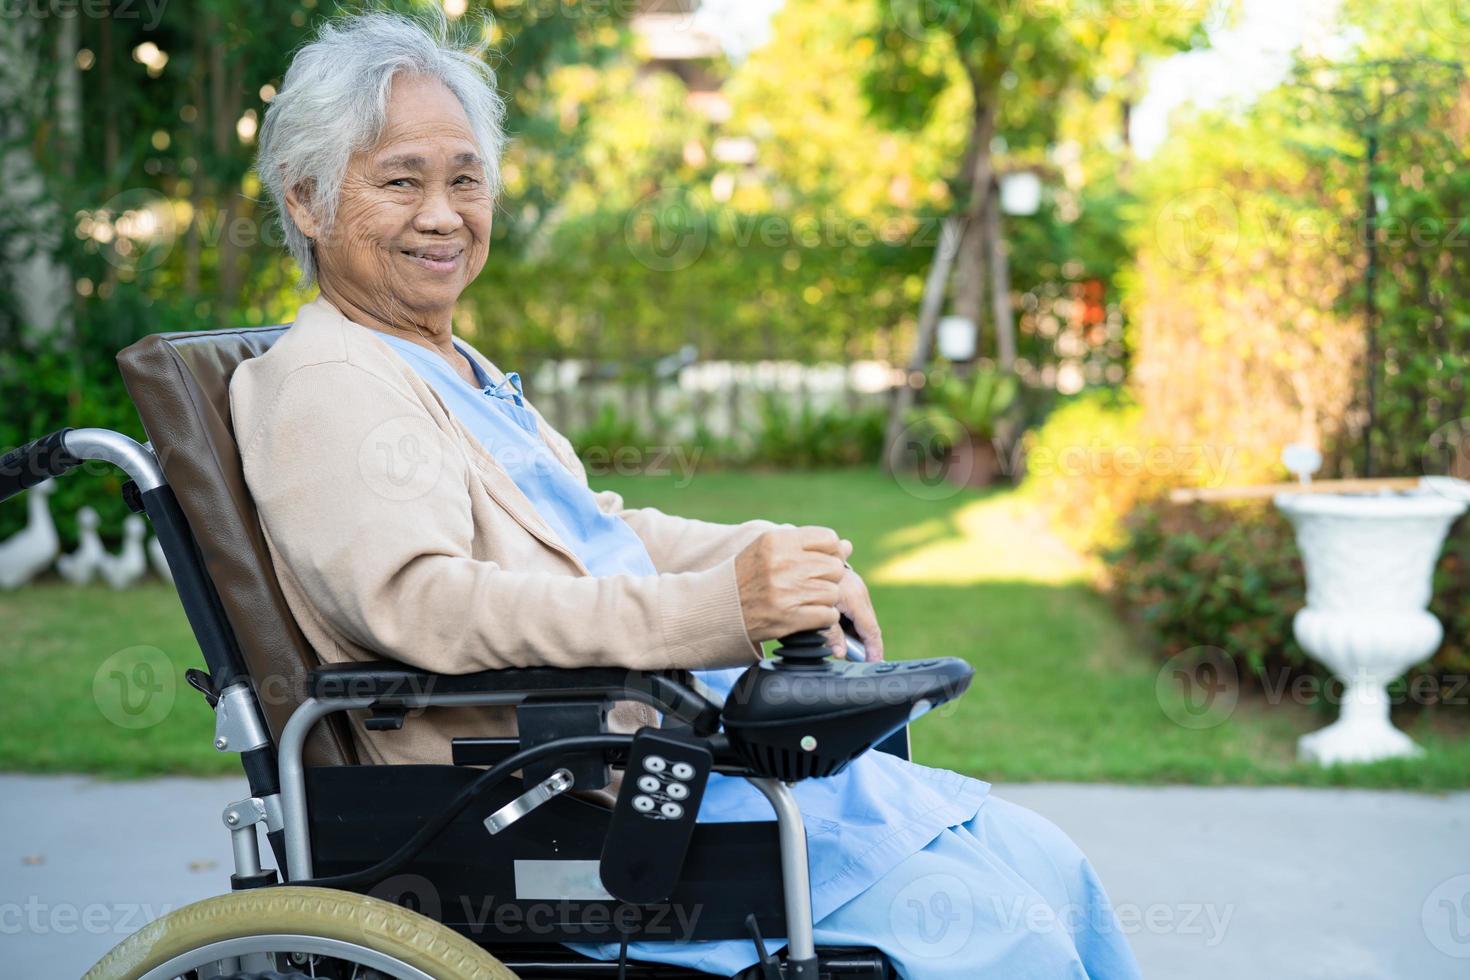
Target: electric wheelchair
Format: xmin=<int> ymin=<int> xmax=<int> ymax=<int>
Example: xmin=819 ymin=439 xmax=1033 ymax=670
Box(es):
xmin=0 ymin=326 xmax=974 ymax=980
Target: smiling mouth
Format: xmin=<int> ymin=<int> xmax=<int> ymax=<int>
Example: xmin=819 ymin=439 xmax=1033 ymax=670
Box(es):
xmin=399 ymin=247 xmax=463 ymax=271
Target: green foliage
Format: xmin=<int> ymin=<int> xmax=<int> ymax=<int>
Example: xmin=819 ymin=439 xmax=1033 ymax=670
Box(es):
xmin=0 ymin=333 xmax=146 ymax=546
xmin=906 ymin=367 xmax=1018 ymax=445
xmin=565 ymin=393 xmax=885 ymax=473
xmin=747 ymin=394 xmax=886 ymax=469
xmin=1020 ymin=388 xmax=1156 ymax=553
xmin=1106 ymin=501 xmax=1308 ymax=678
xmin=465 ymin=203 xmax=933 ymax=365
xmin=1106 ymin=499 xmax=1470 ymax=713
xmin=569 ymin=400 xmax=656 ymax=459
xmin=1125 ymin=5 xmax=1470 ymax=480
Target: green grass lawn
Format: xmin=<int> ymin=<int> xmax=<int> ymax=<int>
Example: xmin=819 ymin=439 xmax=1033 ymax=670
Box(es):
xmin=2 ymin=468 xmax=1467 ymax=788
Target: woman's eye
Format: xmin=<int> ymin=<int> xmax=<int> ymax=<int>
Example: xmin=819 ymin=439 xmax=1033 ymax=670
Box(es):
xmin=453 ymin=175 xmax=478 ymax=186
xmin=385 ymin=178 xmax=413 ymax=189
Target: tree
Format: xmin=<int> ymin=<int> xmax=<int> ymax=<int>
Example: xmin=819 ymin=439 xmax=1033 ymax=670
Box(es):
xmin=863 ymin=0 xmax=1206 ymax=464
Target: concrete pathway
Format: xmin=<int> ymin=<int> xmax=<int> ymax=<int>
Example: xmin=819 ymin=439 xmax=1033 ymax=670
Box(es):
xmin=3 ymin=775 xmax=1467 ymax=979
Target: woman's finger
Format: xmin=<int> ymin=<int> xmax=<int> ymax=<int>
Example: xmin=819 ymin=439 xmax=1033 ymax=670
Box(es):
xmin=838 ymin=576 xmax=884 ymax=662
xmin=792 ymin=603 xmax=840 ymax=631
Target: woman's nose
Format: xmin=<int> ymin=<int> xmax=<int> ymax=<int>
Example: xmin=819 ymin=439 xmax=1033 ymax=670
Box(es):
xmin=413 ymin=189 xmax=464 ymax=234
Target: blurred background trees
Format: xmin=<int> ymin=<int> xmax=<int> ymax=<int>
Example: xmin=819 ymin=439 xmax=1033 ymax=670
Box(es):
xmin=4 ymin=0 xmax=1468 ymax=588
xmin=5 ymin=0 xmax=1470 ymax=776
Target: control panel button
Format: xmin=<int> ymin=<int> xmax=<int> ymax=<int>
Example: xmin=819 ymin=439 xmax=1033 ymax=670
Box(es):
xmin=643 ymin=755 xmax=668 ymax=774
xmin=633 ymin=795 xmax=656 ymax=813
xmin=637 ymin=775 xmax=661 ymax=794
xmin=670 ymin=762 xmax=695 ymax=781
xmin=666 ymin=781 xmax=689 ymax=800
xmin=660 ymin=802 xmax=684 ymax=819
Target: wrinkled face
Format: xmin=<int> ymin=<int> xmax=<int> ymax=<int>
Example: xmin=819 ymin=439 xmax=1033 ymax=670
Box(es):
xmin=291 ymin=73 xmax=492 ymax=324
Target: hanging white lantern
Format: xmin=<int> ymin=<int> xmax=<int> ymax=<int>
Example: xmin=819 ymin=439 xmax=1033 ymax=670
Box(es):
xmin=1000 ymin=171 xmax=1042 ymax=216
xmin=936 ymin=316 xmax=977 ymax=361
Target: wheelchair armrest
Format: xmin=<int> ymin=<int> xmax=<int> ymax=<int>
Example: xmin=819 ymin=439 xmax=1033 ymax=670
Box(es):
xmin=307 ymin=662 xmax=723 ymax=735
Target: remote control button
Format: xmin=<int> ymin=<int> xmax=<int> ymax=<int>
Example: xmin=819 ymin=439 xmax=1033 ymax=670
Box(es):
xmin=637 ymin=775 xmax=661 ymax=793
xmin=670 ymin=762 xmax=695 ymax=781
xmin=660 ymin=802 xmax=684 ymax=819
xmin=666 ymin=781 xmax=689 ymax=800
xmin=643 ymin=755 xmax=668 ymax=774
xmin=633 ymin=795 xmax=656 ymax=813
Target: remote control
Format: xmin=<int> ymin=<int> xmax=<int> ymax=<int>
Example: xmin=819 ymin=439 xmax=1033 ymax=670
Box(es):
xmin=598 ymin=727 xmax=712 ymax=905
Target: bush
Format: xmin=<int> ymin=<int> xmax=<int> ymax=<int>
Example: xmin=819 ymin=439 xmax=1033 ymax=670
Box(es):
xmin=746 ymin=394 xmax=886 ymax=469
xmin=1106 ymin=500 xmax=1307 ymax=676
xmin=1107 ymin=498 xmax=1470 ymax=709
xmin=0 ymin=333 xmax=148 ymax=550
xmin=567 ymin=395 xmax=886 ymax=475
xmin=1020 ymin=388 xmax=1166 ymax=553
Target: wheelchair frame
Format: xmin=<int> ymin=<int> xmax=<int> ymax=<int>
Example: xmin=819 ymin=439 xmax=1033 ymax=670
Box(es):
xmin=12 ymin=426 xmax=904 ymax=979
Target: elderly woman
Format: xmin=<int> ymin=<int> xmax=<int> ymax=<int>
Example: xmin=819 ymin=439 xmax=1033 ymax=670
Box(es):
xmin=233 ymin=12 xmax=1140 ymax=980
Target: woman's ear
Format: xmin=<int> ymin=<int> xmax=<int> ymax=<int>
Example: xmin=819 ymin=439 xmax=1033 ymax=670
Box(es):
xmin=284 ymin=181 xmax=323 ymax=241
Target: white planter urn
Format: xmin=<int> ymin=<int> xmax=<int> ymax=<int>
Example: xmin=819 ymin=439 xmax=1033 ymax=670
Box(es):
xmin=1275 ymin=489 xmax=1466 ymax=765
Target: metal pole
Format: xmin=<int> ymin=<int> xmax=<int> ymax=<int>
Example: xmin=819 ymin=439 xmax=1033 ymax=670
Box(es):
xmin=1363 ymin=127 xmax=1379 ymax=478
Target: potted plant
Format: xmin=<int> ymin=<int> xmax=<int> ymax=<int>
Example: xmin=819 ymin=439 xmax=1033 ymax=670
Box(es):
xmin=903 ymin=368 xmax=1018 ymax=488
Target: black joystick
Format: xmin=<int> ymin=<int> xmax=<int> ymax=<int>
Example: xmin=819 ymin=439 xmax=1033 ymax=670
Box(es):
xmin=773 ymin=629 xmax=831 ymax=667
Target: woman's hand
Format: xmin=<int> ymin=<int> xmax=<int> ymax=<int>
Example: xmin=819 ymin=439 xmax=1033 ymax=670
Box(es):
xmin=735 ymin=527 xmax=851 ymax=642
xmin=825 ymin=565 xmax=884 ymax=662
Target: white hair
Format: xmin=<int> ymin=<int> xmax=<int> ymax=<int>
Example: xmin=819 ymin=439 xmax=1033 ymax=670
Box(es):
xmin=256 ymin=9 xmax=507 ymax=286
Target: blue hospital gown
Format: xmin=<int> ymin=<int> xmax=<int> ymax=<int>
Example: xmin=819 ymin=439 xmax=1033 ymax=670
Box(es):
xmin=377 ymin=332 xmax=1142 ymax=979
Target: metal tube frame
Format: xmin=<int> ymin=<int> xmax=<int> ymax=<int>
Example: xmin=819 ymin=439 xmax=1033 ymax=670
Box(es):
xmin=748 ymin=777 xmax=817 ymax=969
xmin=277 ymin=695 xmax=820 ymax=960
xmin=61 ymin=428 xmax=165 ymax=491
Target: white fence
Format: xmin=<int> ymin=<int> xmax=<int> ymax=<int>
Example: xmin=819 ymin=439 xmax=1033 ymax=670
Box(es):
xmin=526 ymin=359 xmax=903 ymax=444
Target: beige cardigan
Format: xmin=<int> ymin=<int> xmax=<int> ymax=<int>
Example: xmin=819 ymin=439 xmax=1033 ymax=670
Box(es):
xmin=230 ymin=298 xmax=770 ymax=767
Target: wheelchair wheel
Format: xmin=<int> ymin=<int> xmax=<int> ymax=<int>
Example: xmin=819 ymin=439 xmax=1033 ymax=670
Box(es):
xmin=83 ymin=886 xmax=518 ymax=980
